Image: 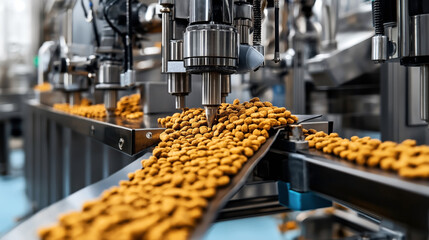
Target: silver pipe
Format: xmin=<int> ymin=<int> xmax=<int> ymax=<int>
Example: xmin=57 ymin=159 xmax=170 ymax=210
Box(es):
xmin=104 ymin=90 xmax=118 ymax=116
xmin=221 ymin=74 xmax=231 ymax=103
xmin=161 ymin=7 xmax=171 ymax=73
xmin=190 ymin=0 xmax=211 ymax=24
xmin=168 ymin=73 xmax=191 ymax=109
xmin=66 ymin=9 xmax=73 ymax=44
xmin=175 ymin=95 xmax=185 ymax=109
xmin=69 ymin=92 xmax=82 ymax=106
xmin=399 ymin=0 xmax=409 ymax=57
xmin=421 ymin=65 xmax=429 ymax=123
xmin=321 ymin=0 xmax=338 ymax=51
xmin=202 ymin=72 xmax=221 ymax=127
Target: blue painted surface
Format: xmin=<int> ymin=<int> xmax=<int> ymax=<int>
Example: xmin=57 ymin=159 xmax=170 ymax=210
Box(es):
xmin=203 ymin=215 xmax=299 ymax=240
xmin=278 ymin=182 xmax=331 ymax=211
xmin=0 ymin=150 xmax=31 ymax=237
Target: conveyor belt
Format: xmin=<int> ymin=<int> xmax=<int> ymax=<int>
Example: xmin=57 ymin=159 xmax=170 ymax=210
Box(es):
xmin=294 ymin=149 xmax=429 ymax=232
xmin=2 ymin=130 xmax=282 ymax=240
xmin=1 ymin=154 xmax=148 ymax=240
xmin=190 ymin=129 xmax=281 ymax=239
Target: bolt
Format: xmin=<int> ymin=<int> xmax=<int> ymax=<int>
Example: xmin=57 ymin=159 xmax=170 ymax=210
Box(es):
xmin=146 ymin=132 xmax=153 ymax=139
xmin=90 ymin=125 xmax=95 ymax=135
xmin=118 ymin=138 xmax=125 ymax=150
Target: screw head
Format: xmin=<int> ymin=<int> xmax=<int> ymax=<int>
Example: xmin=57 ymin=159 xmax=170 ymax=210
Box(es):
xmin=90 ymin=125 xmax=95 ymax=135
xmin=118 ymin=138 xmax=125 ymax=150
xmin=146 ymin=132 xmax=153 ymax=139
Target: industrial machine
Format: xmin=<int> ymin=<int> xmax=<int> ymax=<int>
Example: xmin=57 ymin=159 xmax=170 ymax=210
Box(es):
xmin=371 ymin=0 xmax=429 ymax=144
xmin=5 ymin=0 xmax=429 ymax=239
xmin=159 ymin=0 xmax=269 ymax=127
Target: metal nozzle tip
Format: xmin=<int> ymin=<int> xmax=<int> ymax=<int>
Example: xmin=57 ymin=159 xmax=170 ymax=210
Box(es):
xmin=205 ymin=106 xmax=218 ymax=128
xmin=175 ymin=95 xmax=185 ymax=110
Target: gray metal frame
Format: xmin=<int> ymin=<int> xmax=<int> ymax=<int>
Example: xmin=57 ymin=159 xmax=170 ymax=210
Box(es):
xmin=24 ymin=102 xmax=157 ymax=210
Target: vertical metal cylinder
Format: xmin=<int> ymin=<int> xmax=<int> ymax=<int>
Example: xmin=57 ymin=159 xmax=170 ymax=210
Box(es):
xmin=69 ymin=92 xmax=82 ymax=106
xmin=170 ymin=40 xmax=184 ymax=61
xmin=421 ymin=65 xmax=429 ymax=122
xmin=161 ymin=8 xmax=171 ymax=73
xmin=202 ymin=72 xmax=222 ymax=106
xmin=104 ymin=90 xmax=118 ymax=116
xmin=190 ymin=0 xmax=233 ymax=24
xmin=65 ymin=9 xmax=73 ymax=44
xmin=190 ymin=0 xmax=211 ymax=23
xmin=168 ymin=73 xmax=191 ymax=109
xmin=221 ymin=74 xmax=231 ymax=103
xmin=399 ymin=0 xmax=409 ymax=57
xmin=202 ymin=72 xmax=221 ymax=128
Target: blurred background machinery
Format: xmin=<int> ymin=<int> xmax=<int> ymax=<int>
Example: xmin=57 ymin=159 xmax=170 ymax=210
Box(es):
xmin=2 ymin=0 xmax=429 ymax=239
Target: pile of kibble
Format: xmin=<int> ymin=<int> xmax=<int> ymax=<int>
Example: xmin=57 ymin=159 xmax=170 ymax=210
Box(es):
xmin=34 ymin=82 xmax=52 ymax=92
xmin=53 ymin=99 xmax=108 ymax=118
xmin=306 ymin=131 xmax=429 ymax=178
xmin=38 ymin=98 xmax=297 ymax=240
xmin=114 ymin=94 xmax=143 ymax=119
xmin=53 ymin=94 xmax=143 ymax=120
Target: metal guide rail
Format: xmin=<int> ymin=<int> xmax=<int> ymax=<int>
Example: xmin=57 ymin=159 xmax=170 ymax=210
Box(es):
xmin=1 ymin=130 xmax=281 ymax=240
xmin=27 ymin=100 xmax=167 ymax=155
xmin=290 ymin=149 xmax=429 ymax=235
xmin=4 ymin=122 xmax=429 ymax=239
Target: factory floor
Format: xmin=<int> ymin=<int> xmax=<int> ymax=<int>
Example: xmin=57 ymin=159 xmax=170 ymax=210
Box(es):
xmin=0 ymin=139 xmax=295 ymax=239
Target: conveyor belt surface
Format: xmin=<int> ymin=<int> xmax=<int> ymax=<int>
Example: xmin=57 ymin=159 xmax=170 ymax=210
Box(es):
xmin=1 ymin=153 xmax=149 ymax=240
xmin=2 ymin=130 xmax=282 ymax=240
xmin=294 ymin=149 xmax=429 ymax=232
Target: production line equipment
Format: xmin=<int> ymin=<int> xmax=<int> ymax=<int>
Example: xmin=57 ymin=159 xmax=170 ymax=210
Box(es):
xmin=372 ymin=0 xmax=429 ymax=125
xmin=40 ymin=0 xmax=162 ymax=114
xmin=159 ymin=0 xmax=283 ymax=127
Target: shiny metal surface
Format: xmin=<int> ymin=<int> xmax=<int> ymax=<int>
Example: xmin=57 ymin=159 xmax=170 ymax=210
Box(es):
xmin=202 ymin=72 xmax=221 ymax=127
xmin=184 ymin=24 xmax=238 ymax=70
xmin=399 ymin=0 xmax=409 ymax=58
xmin=371 ymin=35 xmax=388 ymax=63
xmin=190 ymin=0 xmax=233 ymax=24
xmin=202 ymin=72 xmax=222 ymax=106
xmin=320 ymin=0 xmax=338 ymax=51
xmin=184 ymin=58 xmax=237 ymax=69
xmin=28 ymin=100 xmax=165 ymax=155
xmin=96 ymin=61 xmax=121 ymax=88
xmin=68 ymin=92 xmax=81 ymax=106
xmin=167 ymin=73 xmax=191 ymax=109
xmin=221 ymin=74 xmax=231 ymax=103
xmin=170 ymin=39 xmax=183 ymax=61
xmin=63 ymin=73 xmax=89 ymax=91
xmin=161 ymin=7 xmax=171 ymax=73
xmin=104 ymin=90 xmax=118 ymax=116
xmin=189 ymin=0 xmax=211 ymax=23
xmin=306 ymin=31 xmax=378 ymax=87
xmin=421 ymin=65 xmax=429 ymax=123
xmin=235 ymin=19 xmax=253 ymax=44
xmin=234 ymin=3 xmax=253 ymax=20
xmin=410 ymin=14 xmax=429 ymax=57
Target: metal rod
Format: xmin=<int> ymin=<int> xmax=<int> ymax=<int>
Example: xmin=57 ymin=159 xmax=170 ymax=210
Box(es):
xmin=274 ymin=0 xmax=280 ymax=63
xmin=104 ymin=90 xmax=118 ymax=116
xmin=399 ymin=0 xmax=409 ymax=57
xmin=161 ymin=7 xmax=171 ymax=73
xmin=202 ymin=72 xmax=221 ymax=127
xmin=420 ymin=65 xmax=429 ymax=123
xmin=126 ymin=0 xmax=133 ymax=70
